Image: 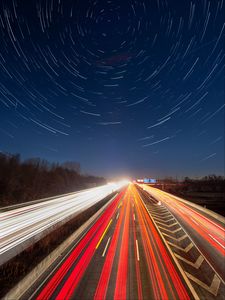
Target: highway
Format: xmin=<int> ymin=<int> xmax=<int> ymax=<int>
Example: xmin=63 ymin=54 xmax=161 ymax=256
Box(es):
xmin=15 ymin=183 xmax=224 ymax=300
xmin=0 ymin=181 xmax=127 ymax=266
xmin=139 ymin=185 xmax=225 ymax=281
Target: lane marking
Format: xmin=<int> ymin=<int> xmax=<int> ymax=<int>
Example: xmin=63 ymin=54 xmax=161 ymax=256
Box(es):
xmin=153 ymin=216 xmax=175 ymax=223
xmin=162 ymin=232 xmax=188 ymax=242
xmin=158 ymin=226 xmax=182 ymax=233
xmin=136 ymin=239 xmax=140 ymax=261
xmin=150 ymin=199 xmax=225 ymax=286
xmin=116 ymin=212 xmax=120 ymax=220
xmin=147 ymin=186 xmax=225 ymax=230
xmin=155 ymin=221 xmax=178 ymax=228
xmin=151 ymin=216 xmax=174 ymax=222
xmin=135 ymin=189 xmax=200 ymax=300
xmin=150 ymin=212 xmax=171 ymax=218
xmin=175 ymin=254 xmax=204 ymax=269
xmin=190 ymin=217 xmax=199 ymax=226
xmin=209 ymin=234 xmax=225 ymax=250
xmin=167 ymin=241 xmax=194 ymax=253
xmin=102 ymin=237 xmax=111 ymax=257
xmin=185 ymin=272 xmax=221 ymax=296
xmin=96 ymin=219 xmax=112 ymax=249
xmin=118 ymin=201 xmax=122 ymax=208
xmin=133 ymin=213 xmax=136 ymax=221
xmin=137 ymin=185 xmax=225 ymax=297
xmin=23 ymin=194 xmax=119 ymax=300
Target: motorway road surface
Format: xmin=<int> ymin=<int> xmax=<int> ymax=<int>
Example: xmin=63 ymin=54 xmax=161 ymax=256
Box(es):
xmin=139 ymin=185 xmax=225 ymax=282
xmin=19 ymin=184 xmax=224 ymax=300
xmin=0 ymin=182 xmax=127 ymax=266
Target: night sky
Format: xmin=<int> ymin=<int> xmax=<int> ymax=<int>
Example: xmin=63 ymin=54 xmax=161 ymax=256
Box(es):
xmin=0 ymin=0 xmax=224 ymax=179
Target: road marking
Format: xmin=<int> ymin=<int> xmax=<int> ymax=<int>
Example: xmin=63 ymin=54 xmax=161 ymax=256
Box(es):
xmin=167 ymin=241 xmax=193 ymax=253
xmin=191 ymin=217 xmax=199 ymax=225
xmin=158 ymin=226 xmax=182 ymax=233
xmin=137 ymin=185 xmax=225 ymax=298
xmin=153 ymin=216 xmax=175 ymax=223
xmin=136 ymin=190 xmax=200 ymax=300
xmin=136 ymin=239 xmax=140 ymax=261
xmin=151 ymin=211 xmax=171 ymax=216
xmin=150 ymin=212 xmax=171 ymax=218
xmin=155 ymin=221 xmax=178 ymax=228
xmin=102 ymin=237 xmax=111 ymax=257
xmin=96 ymin=219 xmax=112 ymax=249
xmin=162 ymin=232 xmax=188 ymax=242
xmin=209 ymin=234 xmax=225 ymax=250
xmin=185 ymin=272 xmax=221 ymax=296
xmin=150 ymin=208 xmax=167 ymax=213
xmin=116 ymin=212 xmax=119 ymax=220
xmin=175 ymin=254 xmax=204 ymax=269
xmin=133 ymin=213 xmax=136 ymax=221
xmin=155 ymin=205 xmax=225 ymax=286
xmin=21 ymin=195 xmax=119 ymax=300
xmin=118 ymin=201 xmax=122 ymax=208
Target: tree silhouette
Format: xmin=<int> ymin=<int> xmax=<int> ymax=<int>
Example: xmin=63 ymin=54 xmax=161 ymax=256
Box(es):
xmin=0 ymin=153 xmax=106 ymax=207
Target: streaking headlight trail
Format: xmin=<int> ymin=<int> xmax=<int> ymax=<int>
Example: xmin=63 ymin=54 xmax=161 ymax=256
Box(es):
xmin=0 ymin=181 xmax=128 ymax=266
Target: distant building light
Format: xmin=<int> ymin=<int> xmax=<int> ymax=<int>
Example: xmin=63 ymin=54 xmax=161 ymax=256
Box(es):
xmin=137 ymin=179 xmax=144 ymax=183
xmin=136 ymin=178 xmax=157 ymax=184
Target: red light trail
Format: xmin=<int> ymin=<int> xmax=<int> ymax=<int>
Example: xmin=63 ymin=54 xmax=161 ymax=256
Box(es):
xmin=28 ymin=184 xmax=225 ymax=300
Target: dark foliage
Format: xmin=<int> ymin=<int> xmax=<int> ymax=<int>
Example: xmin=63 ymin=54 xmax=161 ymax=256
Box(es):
xmin=156 ymin=175 xmax=225 ymax=192
xmin=182 ymin=175 xmax=225 ymax=193
xmin=155 ymin=175 xmax=225 ymax=216
xmin=0 ymin=153 xmax=106 ymax=207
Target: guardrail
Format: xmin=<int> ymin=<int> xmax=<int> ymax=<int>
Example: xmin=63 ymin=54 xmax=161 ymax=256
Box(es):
xmin=0 ymin=181 xmax=128 ymax=266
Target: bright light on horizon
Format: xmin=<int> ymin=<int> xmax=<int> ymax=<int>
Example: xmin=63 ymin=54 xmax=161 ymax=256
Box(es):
xmin=107 ymin=179 xmax=131 ymax=190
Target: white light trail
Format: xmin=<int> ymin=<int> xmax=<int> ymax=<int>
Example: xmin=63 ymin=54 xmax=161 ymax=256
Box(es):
xmin=0 ymin=181 xmax=128 ymax=265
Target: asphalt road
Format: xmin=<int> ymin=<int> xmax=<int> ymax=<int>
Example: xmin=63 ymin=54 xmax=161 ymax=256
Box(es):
xmin=139 ymin=185 xmax=225 ymax=277
xmin=22 ymin=184 xmax=199 ymax=300
xmin=7 ymin=183 xmax=224 ymax=300
xmin=137 ymin=184 xmax=225 ymax=299
xmin=0 ymin=182 xmax=127 ymax=266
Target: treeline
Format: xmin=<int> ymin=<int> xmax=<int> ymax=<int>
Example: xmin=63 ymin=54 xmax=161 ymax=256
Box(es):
xmin=158 ymin=175 xmax=225 ymax=193
xmin=182 ymin=175 xmax=225 ymax=193
xmin=156 ymin=175 xmax=225 ymax=215
xmin=0 ymin=153 xmax=106 ymax=207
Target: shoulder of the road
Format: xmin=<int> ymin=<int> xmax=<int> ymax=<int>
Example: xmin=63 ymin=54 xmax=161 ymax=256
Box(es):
xmin=2 ymin=193 xmax=118 ymax=300
xmin=139 ymin=184 xmax=225 ymax=225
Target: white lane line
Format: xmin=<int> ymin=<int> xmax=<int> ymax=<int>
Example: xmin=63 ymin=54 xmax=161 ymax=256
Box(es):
xmin=136 ymin=239 xmax=140 ymax=261
xmin=102 ymin=237 xmax=111 ymax=257
xmin=209 ymin=234 xmax=225 ymax=250
xmin=116 ymin=212 xmax=119 ymax=220
xmin=133 ymin=213 xmax=136 ymax=221
xmin=191 ymin=217 xmax=199 ymax=225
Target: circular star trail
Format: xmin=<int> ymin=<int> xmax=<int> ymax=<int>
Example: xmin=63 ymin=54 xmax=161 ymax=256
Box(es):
xmin=0 ymin=0 xmax=224 ymax=177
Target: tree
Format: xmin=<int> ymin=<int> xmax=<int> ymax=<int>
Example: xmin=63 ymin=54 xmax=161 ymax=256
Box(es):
xmin=61 ymin=161 xmax=81 ymax=174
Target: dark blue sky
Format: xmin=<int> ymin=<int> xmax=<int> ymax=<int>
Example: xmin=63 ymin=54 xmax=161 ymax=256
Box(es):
xmin=0 ymin=0 xmax=224 ymax=179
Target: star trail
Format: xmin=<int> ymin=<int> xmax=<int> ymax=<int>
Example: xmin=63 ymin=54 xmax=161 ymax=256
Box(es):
xmin=0 ymin=0 xmax=224 ymax=178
